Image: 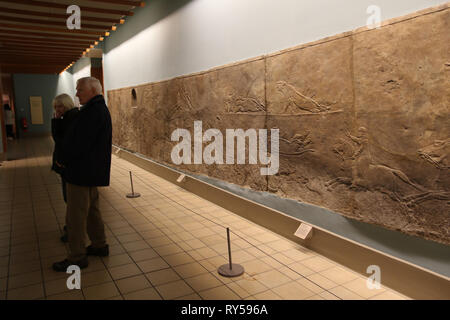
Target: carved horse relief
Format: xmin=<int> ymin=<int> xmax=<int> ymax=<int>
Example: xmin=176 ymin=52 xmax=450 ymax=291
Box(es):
xmin=326 ymin=128 xmax=450 ymax=210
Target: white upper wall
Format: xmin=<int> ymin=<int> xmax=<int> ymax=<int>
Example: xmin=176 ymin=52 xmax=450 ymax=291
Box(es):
xmin=103 ymin=0 xmax=448 ymax=91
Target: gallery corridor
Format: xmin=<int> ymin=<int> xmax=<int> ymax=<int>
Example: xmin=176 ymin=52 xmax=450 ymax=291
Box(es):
xmin=0 ymin=137 xmax=409 ymax=300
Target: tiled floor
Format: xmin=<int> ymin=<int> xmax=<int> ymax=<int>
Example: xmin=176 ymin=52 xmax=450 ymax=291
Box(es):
xmin=0 ymin=137 xmax=410 ymax=300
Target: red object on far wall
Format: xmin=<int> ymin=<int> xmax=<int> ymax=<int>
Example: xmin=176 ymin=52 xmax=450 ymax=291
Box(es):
xmin=21 ymin=117 xmax=28 ymax=132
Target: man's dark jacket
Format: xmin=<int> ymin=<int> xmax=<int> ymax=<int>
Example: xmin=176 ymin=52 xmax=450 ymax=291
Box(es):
xmin=62 ymin=95 xmax=112 ymax=186
xmin=51 ymin=108 xmax=79 ymax=175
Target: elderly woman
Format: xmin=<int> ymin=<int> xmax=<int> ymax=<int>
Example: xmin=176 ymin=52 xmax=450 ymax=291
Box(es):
xmin=51 ymin=93 xmax=79 ymax=242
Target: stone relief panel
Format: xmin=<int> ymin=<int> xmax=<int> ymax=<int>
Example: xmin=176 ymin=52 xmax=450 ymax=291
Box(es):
xmin=266 ymin=37 xmax=355 ymax=217
xmin=352 ymin=9 xmax=449 ymax=243
xmin=108 ymin=8 xmax=449 ymax=244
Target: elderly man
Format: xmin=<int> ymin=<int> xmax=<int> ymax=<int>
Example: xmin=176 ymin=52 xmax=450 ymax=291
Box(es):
xmin=53 ymin=77 xmax=112 ymax=271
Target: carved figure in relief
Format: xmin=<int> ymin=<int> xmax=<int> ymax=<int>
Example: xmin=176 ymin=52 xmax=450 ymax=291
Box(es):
xmin=279 ymin=132 xmax=315 ymax=157
xmin=275 ymin=81 xmax=332 ymax=114
xmin=326 ymin=127 xmax=450 ymax=208
xmin=418 ymin=139 xmax=450 ymax=170
xmin=225 ymin=96 xmax=266 ymax=113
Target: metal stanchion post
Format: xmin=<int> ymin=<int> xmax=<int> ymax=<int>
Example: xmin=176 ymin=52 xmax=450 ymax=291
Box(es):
xmin=126 ymin=171 xmax=141 ymax=198
xmin=218 ymin=227 xmax=244 ymax=277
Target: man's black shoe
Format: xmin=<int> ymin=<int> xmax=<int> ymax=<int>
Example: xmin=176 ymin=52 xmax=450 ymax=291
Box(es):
xmin=86 ymin=245 xmax=109 ymax=257
xmin=52 ymin=258 xmax=88 ymax=272
xmin=60 ymin=233 xmax=68 ymax=243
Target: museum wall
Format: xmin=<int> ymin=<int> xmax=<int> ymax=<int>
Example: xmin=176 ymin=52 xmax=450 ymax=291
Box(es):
xmin=107 ymin=6 xmax=450 ymax=245
xmin=102 ymin=0 xmax=449 ymax=91
xmin=13 ymin=73 xmax=75 ymax=135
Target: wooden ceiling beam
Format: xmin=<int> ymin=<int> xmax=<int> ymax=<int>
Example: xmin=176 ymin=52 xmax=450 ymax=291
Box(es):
xmin=0 ymin=15 xmax=112 ymax=30
xmin=0 ymin=23 xmax=104 ymax=35
xmin=0 ymin=29 xmax=98 ymax=40
xmin=0 ymin=35 xmax=92 ymax=46
xmin=0 ymin=0 xmax=135 ymax=16
xmin=0 ymin=49 xmax=81 ymax=55
xmin=90 ymin=0 xmax=145 ymax=7
xmin=1 ymin=41 xmax=89 ymax=51
xmin=1 ymin=67 xmax=65 ymax=74
xmin=0 ymin=7 xmax=124 ymax=24
xmin=0 ymin=47 xmax=84 ymax=55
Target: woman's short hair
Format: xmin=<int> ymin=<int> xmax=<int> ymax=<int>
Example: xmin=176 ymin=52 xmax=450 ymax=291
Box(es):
xmin=53 ymin=94 xmax=75 ymax=113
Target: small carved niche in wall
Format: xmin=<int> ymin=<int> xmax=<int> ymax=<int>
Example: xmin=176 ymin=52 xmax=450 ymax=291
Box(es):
xmin=131 ymin=88 xmax=137 ymax=108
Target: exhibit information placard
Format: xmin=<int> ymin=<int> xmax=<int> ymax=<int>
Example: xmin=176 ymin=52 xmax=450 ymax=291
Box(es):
xmin=29 ymin=96 xmax=44 ymax=125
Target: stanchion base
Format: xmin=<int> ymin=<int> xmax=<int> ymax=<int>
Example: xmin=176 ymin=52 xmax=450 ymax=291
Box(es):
xmin=126 ymin=193 xmax=141 ymax=198
xmin=218 ymin=264 xmax=244 ymax=277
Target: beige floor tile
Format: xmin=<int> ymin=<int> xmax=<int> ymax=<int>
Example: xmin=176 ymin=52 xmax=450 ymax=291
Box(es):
xmin=282 ymin=248 xmax=315 ymax=262
xmin=230 ymin=250 xmax=256 ymax=264
xmin=198 ymin=259 xmax=219 ymax=272
xmin=107 ymin=295 xmax=124 ymax=300
xmin=342 ymin=278 xmax=386 ymax=299
xmin=275 ymin=266 xmax=302 ymax=281
xmin=305 ymin=295 xmax=325 ymax=300
xmin=272 ymin=281 xmax=315 ymax=300
xmin=46 ymin=290 xmax=84 ymax=300
xmin=186 ymin=250 xmax=203 ymax=261
xmin=369 ymin=290 xmax=408 ymax=300
xmin=140 ymin=230 xmax=166 ymax=240
xmin=185 ymin=273 xmax=223 ymax=292
xmin=0 ymin=277 xmax=7 ymax=291
xmin=301 ymin=256 xmax=335 ymax=273
xmin=320 ymin=266 xmax=360 ymax=285
xmin=146 ymin=236 xmax=173 ymax=247
xmin=108 ymin=244 xmax=126 ymax=256
xmin=108 ymin=263 xmax=142 ymax=280
xmin=128 ymin=248 xmax=159 ymax=262
xmin=244 ymin=247 xmax=266 ymax=258
xmin=112 ymin=226 xmax=136 ymax=236
xmin=84 ymin=282 xmax=119 ymax=300
xmin=116 ymin=233 xmax=143 ymax=244
xmin=255 ymin=269 xmax=292 ymax=289
xmin=329 ymin=286 xmax=365 ymax=300
xmin=253 ymin=290 xmax=283 ymax=300
xmin=124 ymin=287 xmax=161 ymax=300
xmin=153 ymin=243 xmax=184 ymax=256
xmin=195 ymin=247 xmax=219 ymax=259
xmin=306 ymin=273 xmax=338 ymax=290
xmin=81 ymin=269 xmax=113 ymax=288
xmin=137 ymin=257 xmax=169 ymax=273
xmin=102 ymin=253 xmax=134 ymax=268
xmin=7 ymin=283 xmax=44 ymax=300
xmin=156 ymin=280 xmax=194 ymax=300
xmin=174 ymin=262 xmax=209 ymax=279
xmin=115 ymin=274 xmax=151 ymax=294
xmin=8 ymin=270 xmax=42 ymax=290
xmin=164 ymin=252 xmax=195 ymax=267
xmin=145 ymin=268 xmax=181 ymax=286
xmin=233 ymin=277 xmax=269 ymax=297
xmin=296 ymin=277 xmax=325 ymax=294
xmin=45 ymin=277 xmax=74 ymax=296
xmin=186 ymin=238 xmax=206 ymax=250
xmin=175 ymin=293 xmax=202 ymax=300
xmin=242 ymin=259 xmax=273 ymax=276
xmin=199 ymin=285 xmax=241 ymax=300
xmin=318 ymin=291 xmax=340 ymax=300
xmin=287 ymin=262 xmax=315 ymax=277
xmin=122 ymin=240 xmax=150 ymax=252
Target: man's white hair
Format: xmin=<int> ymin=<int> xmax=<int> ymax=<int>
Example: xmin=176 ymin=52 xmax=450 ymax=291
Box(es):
xmin=77 ymin=77 xmax=103 ymax=95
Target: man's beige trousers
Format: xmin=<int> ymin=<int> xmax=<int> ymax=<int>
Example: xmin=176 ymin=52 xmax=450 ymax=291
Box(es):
xmin=66 ymin=183 xmax=107 ymax=261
